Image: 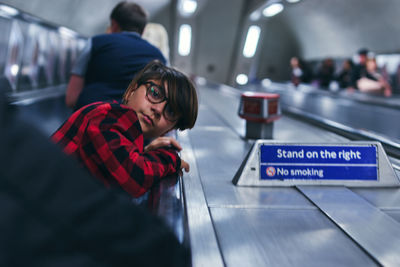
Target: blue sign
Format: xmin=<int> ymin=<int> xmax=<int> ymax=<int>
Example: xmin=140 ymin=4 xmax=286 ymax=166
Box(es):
xmin=260 ymin=144 xmax=378 ymax=180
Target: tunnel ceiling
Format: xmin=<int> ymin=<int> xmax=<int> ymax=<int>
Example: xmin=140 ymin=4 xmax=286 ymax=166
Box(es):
xmin=275 ymin=0 xmax=400 ymax=59
xmin=3 ymin=0 xmax=400 ymax=84
xmin=3 ymin=0 xmax=400 ymax=58
xmin=0 ymin=0 xmax=170 ymax=37
xmin=3 ymin=0 xmax=400 ymax=56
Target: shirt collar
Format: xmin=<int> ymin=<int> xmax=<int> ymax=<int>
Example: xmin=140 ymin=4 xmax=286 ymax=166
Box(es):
xmin=121 ymin=31 xmax=141 ymax=38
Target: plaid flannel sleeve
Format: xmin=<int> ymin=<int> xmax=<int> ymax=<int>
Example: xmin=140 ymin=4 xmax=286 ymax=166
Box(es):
xmin=82 ymin=106 xmax=181 ymax=197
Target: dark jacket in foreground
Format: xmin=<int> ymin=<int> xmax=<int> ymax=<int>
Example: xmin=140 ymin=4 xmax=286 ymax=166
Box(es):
xmin=0 ymin=93 xmax=189 ymax=267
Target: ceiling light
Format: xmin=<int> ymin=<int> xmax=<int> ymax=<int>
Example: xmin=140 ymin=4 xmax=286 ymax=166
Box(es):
xmin=243 ymin=25 xmax=261 ymax=58
xmin=0 ymin=5 xmax=19 ymax=16
xmin=236 ymin=74 xmax=248 ymax=85
xmin=178 ymin=24 xmax=192 ymax=56
xmin=179 ymin=0 xmax=197 ymax=16
xmin=262 ymin=3 xmax=284 ymax=17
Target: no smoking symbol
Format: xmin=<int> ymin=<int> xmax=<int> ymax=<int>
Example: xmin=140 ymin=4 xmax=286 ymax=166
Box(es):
xmin=266 ymin=166 xmax=276 ymax=177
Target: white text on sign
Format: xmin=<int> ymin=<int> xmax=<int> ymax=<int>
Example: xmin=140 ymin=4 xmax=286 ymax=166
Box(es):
xmin=277 ymin=167 xmax=324 ymax=178
xmin=276 ymin=149 xmax=362 ymax=161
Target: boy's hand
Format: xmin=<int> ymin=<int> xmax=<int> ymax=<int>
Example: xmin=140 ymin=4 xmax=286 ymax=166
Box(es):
xmin=144 ymin=137 xmax=190 ymax=175
xmin=144 ymin=137 xmax=182 ymax=152
xmin=179 ymin=158 xmax=190 ymax=176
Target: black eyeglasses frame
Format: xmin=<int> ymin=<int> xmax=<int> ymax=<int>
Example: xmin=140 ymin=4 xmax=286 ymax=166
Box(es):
xmin=140 ymin=81 xmax=179 ymax=122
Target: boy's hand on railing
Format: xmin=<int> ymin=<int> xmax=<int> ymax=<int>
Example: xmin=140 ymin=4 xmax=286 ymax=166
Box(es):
xmin=181 ymin=158 xmax=190 ymax=172
xmin=144 ymin=137 xmax=190 ymax=175
xmin=178 ymin=158 xmax=190 ymax=176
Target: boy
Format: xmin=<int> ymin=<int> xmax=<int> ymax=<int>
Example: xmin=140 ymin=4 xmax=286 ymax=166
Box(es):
xmin=52 ymin=61 xmax=198 ymax=197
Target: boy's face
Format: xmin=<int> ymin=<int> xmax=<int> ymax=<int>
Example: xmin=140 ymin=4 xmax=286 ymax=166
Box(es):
xmin=126 ymin=80 xmax=177 ymax=139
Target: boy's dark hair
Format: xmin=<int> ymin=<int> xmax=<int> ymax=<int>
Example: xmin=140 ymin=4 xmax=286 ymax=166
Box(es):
xmin=123 ymin=60 xmax=198 ymax=131
xmin=110 ymin=1 xmax=148 ymax=34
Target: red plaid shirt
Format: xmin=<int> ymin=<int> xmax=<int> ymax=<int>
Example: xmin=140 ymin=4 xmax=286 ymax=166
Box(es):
xmin=51 ymin=102 xmax=181 ymax=197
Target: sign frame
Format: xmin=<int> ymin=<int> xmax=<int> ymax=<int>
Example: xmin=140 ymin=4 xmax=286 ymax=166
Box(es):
xmin=260 ymin=144 xmax=379 ymax=181
xmin=233 ymin=140 xmax=399 ymax=187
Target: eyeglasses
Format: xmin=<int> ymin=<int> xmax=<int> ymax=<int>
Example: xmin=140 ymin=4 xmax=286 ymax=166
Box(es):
xmin=142 ymin=81 xmax=179 ymax=122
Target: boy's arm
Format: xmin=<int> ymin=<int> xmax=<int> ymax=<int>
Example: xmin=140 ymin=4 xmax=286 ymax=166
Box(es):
xmin=83 ymin=109 xmax=181 ymax=197
xmin=145 ymin=136 xmax=190 ymax=174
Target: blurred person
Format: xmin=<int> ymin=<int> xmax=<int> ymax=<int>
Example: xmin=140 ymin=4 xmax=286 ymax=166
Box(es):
xmin=350 ymin=48 xmax=369 ymax=90
xmin=357 ymin=57 xmax=392 ymax=97
xmin=290 ymin=56 xmax=312 ymax=87
xmin=142 ymin=22 xmax=170 ymax=63
xmin=396 ymin=63 xmax=400 ymax=94
xmin=0 ymin=86 xmax=189 ymax=267
xmin=315 ymin=57 xmax=335 ymax=89
xmin=336 ymin=58 xmax=354 ymax=89
xmin=66 ymin=1 xmax=166 ymax=110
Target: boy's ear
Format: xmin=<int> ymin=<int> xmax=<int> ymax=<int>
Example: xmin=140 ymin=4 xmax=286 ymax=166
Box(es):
xmin=125 ymin=86 xmax=138 ymax=101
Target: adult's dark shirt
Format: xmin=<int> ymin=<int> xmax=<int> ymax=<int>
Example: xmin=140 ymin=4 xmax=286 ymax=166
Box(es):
xmin=350 ymin=64 xmax=367 ymax=89
xmin=337 ymin=69 xmax=352 ymax=88
xmin=316 ymin=64 xmax=335 ymax=89
xmin=75 ymin=32 xmax=166 ymax=110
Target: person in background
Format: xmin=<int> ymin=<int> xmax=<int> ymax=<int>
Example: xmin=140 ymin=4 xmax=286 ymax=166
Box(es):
xmin=350 ymin=48 xmax=369 ymax=90
xmin=336 ymin=58 xmax=354 ymax=89
xmin=142 ymin=22 xmax=170 ymax=64
xmin=290 ymin=56 xmax=312 ymax=87
xmin=66 ymin=1 xmax=166 ymax=110
xmin=396 ymin=64 xmax=400 ymax=94
xmin=53 ymin=61 xmax=198 ymax=198
xmin=357 ymin=57 xmax=392 ymax=97
xmin=315 ymin=57 xmax=336 ymax=89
